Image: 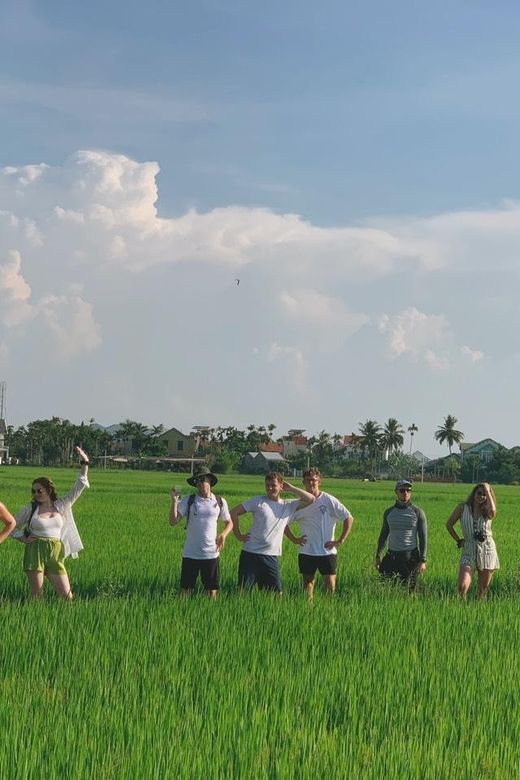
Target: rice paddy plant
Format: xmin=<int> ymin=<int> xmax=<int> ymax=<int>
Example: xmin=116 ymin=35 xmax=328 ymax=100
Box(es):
xmin=0 ymin=467 xmax=518 ymax=778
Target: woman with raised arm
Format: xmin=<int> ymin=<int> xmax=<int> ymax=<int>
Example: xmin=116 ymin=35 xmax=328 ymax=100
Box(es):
xmin=446 ymin=482 xmax=498 ymax=598
xmin=11 ymin=446 xmax=90 ymax=600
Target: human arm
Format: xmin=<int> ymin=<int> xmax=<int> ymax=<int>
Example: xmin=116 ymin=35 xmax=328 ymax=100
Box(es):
xmin=482 ymin=483 xmax=496 ymax=519
xmin=281 ymin=481 xmax=315 ymax=510
xmin=230 ymin=504 xmax=250 ymax=543
xmin=416 ymin=508 xmax=428 ymax=573
xmin=169 ymin=488 xmax=184 ymax=526
xmin=446 ymin=503 xmax=465 ymax=547
xmin=10 ymin=505 xmax=34 ymax=542
xmin=58 ymin=447 xmax=91 ymax=508
xmin=76 ymin=446 xmax=90 ymax=478
xmin=375 ymin=514 xmax=390 ymax=569
xmin=0 ymin=502 xmax=16 ymax=544
xmin=216 ymin=520 xmax=234 ymax=552
xmin=284 ymin=525 xmax=307 ymax=546
xmin=417 ymin=509 xmax=428 ymax=571
xmin=325 ymin=514 xmax=354 ymax=550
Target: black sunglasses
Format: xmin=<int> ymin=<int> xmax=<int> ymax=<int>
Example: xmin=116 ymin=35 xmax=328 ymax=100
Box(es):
xmin=31 ymin=487 xmax=44 ymax=495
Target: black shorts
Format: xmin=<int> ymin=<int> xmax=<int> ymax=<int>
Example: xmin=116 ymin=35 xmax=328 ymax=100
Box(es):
xmin=238 ymin=550 xmax=282 ymax=592
xmin=298 ymin=553 xmax=337 ymax=577
xmin=379 ymin=548 xmax=420 ymax=588
xmin=180 ymin=557 xmax=220 ymax=591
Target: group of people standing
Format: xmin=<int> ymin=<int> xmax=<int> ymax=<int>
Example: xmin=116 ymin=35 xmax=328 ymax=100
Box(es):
xmin=170 ymin=468 xmax=500 ymax=600
xmin=0 ymin=453 xmax=499 ymax=600
xmin=170 ymin=468 xmax=353 ymax=600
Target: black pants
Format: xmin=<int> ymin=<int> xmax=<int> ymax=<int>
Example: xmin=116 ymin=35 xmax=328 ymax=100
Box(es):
xmin=379 ymin=548 xmax=421 ymax=590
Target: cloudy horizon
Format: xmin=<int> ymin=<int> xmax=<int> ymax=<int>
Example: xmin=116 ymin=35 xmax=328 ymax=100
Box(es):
xmin=1 ymin=1 xmax=519 ymax=458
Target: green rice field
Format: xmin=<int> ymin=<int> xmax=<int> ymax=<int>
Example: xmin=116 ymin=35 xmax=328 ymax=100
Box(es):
xmin=0 ymin=467 xmax=518 ymax=779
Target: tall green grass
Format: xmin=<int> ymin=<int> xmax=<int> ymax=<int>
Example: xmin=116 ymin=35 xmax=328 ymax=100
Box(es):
xmin=0 ymin=468 xmax=518 ymax=779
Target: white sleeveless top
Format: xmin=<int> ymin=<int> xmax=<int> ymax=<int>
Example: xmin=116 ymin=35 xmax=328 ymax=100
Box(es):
xmin=30 ymin=510 xmax=65 ymax=539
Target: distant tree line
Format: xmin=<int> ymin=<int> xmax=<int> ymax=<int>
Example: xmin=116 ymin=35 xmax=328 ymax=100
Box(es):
xmin=6 ymin=413 xmax=519 ymax=484
xmin=5 ymin=418 xmax=168 ymax=466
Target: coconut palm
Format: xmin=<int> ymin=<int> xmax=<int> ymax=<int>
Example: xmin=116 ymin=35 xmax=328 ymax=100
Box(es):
xmin=380 ymin=418 xmax=405 ymax=455
xmin=434 ymin=415 xmax=464 ymax=455
xmin=358 ymin=420 xmax=382 ymax=458
xmin=408 ymin=423 xmax=419 ymax=454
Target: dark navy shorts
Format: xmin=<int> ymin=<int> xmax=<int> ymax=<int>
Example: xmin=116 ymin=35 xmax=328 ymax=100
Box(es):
xmin=298 ymin=553 xmax=337 ymax=577
xmin=238 ymin=550 xmax=282 ymax=592
xmin=180 ymin=557 xmax=220 ymax=591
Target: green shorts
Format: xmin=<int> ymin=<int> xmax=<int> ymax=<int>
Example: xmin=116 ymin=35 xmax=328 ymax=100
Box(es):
xmin=24 ymin=538 xmax=67 ymax=576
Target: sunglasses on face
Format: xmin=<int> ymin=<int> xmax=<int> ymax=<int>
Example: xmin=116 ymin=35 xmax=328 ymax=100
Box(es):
xmin=398 ymin=488 xmax=412 ymax=493
xmin=476 ymin=491 xmax=486 ymax=497
xmin=31 ymin=487 xmax=44 ymax=495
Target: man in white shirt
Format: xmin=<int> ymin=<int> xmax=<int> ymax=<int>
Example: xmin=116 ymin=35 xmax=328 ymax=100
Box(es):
xmin=288 ymin=468 xmax=354 ymax=599
xmin=230 ymin=472 xmax=314 ymax=593
xmin=170 ymin=470 xmax=233 ymax=599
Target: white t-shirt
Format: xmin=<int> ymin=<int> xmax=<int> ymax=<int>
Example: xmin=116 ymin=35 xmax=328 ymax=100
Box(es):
xmin=177 ymin=493 xmax=231 ymax=560
xmin=293 ymin=492 xmax=350 ymax=556
xmin=241 ymin=496 xmax=300 ymax=556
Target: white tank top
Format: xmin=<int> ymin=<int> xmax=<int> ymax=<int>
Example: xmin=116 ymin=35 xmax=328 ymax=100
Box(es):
xmin=30 ymin=510 xmax=65 ymax=539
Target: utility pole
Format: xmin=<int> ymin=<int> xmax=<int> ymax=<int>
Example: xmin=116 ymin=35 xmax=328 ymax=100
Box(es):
xmin=0 ymin=381 xmax=8 ymax=464
xmin=0 ymin=381 xmax=6 ymax=420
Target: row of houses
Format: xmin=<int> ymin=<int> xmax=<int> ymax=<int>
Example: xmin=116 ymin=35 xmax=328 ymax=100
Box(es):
xmin=154 ymin=428 xmax=377 ymax=460
xmin=152 ymin=428 xmax=512 ymax=473
xmin=0 ymin=417 xmax=511 ymax=472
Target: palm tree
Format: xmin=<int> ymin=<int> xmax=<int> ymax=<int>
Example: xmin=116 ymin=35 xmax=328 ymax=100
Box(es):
xmin=358 ymin=420 xmax=382 ymax=474
xmin=408 ymin=423 xmax=419 ymax=454
xmin=358 ymin=420 xmax=382 ymax=458
xmin=434 ymin=415 xmax=464 ymax=455
xmin=380 ymin=418 xmax=405 ymax=456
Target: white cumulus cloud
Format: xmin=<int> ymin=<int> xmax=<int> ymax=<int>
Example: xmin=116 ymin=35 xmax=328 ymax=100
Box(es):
xmin=460 ymin=345 xmax=485 ymax=363
xmin=378 ymin=307 xmax=450 ymax=371
xmin=279 ymin=289 xmax=369 ymax=351
xmin=38 ymin=294 xmax=102 ymax=361
xmin=0 ymin=249 xmax=33 ymax=327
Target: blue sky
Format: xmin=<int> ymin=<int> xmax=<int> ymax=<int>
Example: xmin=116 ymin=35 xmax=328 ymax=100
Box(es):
xmin=1 ymin=0 xmax=519 ymax=456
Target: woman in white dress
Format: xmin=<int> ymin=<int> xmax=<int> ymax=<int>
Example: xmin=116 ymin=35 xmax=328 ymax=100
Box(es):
xmin=446 ymin=482 xmax=498 ymax=598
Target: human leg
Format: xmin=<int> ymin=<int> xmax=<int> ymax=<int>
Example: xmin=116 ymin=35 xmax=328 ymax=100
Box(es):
xmin=477 ymin=569 xmax=494 ymax=598
xmin=257 ymin=555 xmax=283 ymax=594
xmin=302 ymin=575 xmax=315 ymax=601
xmin=238 ymin=550 xmax=258 ymax=591
xmin=317 ymin=555 xmax=338 ymax=595
xmin=458 ymin=564 xmax=473 ymax=596
xmin=200 ymin=558 xmax=220 ymax=599
xmin=378 ymin=553 xmax=399 ymax=583
xmin=47 ymin=572 xmax=73 ymax=600
xmin=322 ymin=575 xmax=337 ymax=594
xmin=25 ymin=570 xmax=44 ymax=599
xmin=299 ymin=554 xmax=318 ymax=601
xmin=180 ymin=557 xmax=199 ymax=596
